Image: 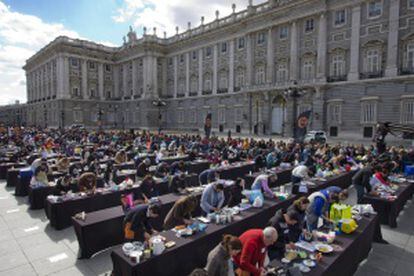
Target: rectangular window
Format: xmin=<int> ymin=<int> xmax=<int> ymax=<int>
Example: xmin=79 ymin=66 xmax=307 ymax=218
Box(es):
xmin=366 ymin=49 xmax=380 ymax=73
xmin=70 ymin=58 xmax=78 ymax=67
xmin=257 ymin=32 xmax=266 ymax=45
xmin=236 ymin=71 xmax=245 ymax=88
xmin=218 ymin=108 xmax=226 ymax=124
xmin=192 ymin=51 xmax=197 ymax=60
xmin=361 ymin=101 xmax=377 ymax=123
xmin=329 ymin=103 xmax=342 ymax=123
xmin=408 ymin=44 xmax=414 ymax=69
xmin=206 ymin=47 xmax=212 ymax=57
xmin=189 ymin=109 xmax=197 ymax=123
xmin=402 ymin=101 xmax=414 ymax=123
xmin=180 ymin=55 xmax=184 ymax=63
xmin=363 ymin=127 xmax=374 ymax=138
xmin=368 ymin=1 xmax=382 ymax=18
xmin=330 ymin=126 xmax=338 ymax=137
xmin=235 ymin=108 xmax=243 ymax=123
xmin=178 ymin=110 xmax=184 ymax=123
xmin=168 ymin=58 xmax=173 ymax=66
xmin=305 ymin=19 xmax=314 ymax=33
xmin=105 ymin=64 xmax=111 ymax=72
xmin=279 ymin=26 xmax=288 ymax=39
xmin=334 ymin=10 xmax=346 ymax=26
xmin=89 ymin=62 xmax=95 ymax=69
xmin=410 ymin=0 xmax=414 ymax=9
xmin=238 ymin=37 xmax=245 ymax=49
xmin=303 ymin=60 xmax=314 ymax=80
xmin=332 ymin=55 xmax=345 ymax=76
xmin=277 ymin=64 xmax=288 ymax=82
xmin=255 ymin=66 xmax=265 ymax=84
xmin=72 ymin=87 xmax=79 ymax=97
xmin=221 ymin=42 xmax=227 ymax=53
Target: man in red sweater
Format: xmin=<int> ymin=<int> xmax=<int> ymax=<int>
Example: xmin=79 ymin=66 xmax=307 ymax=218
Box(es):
xmin=233 ymin=227 xmax=278 ymax=276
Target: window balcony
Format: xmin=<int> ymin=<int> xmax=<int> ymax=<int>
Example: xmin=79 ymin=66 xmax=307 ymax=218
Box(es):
xmin=327 ymin=75 xmax=348 ymax=83
xmin=360 ymin=71 xmax=384 ymax=79
xmin=133 ymin=95 xmax=140 ymax=99
xmin=217 ymin=88 xmax=228 ymax=94
xmin=164 ymin=94 xmax=174 ymax=99
xmin=189 ymin=92 xmax=198 ymax=97
xmin=400 ymin=67 xmax=414 ymax=76
xmin=234 ymin=87 xmax=241 ymax=92
xmin=176 ymin=93 xmax=185 ymax=98
xmin=202 ymin=90 xmax=212 ymax=95
xmin=123 ymin=96 xmax=131 ymax=100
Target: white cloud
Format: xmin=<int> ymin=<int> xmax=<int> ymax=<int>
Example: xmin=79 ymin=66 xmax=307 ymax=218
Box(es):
xmin=113 ymin=0 xmax=268 ymax=37
xmin=0 ymin=1 xmax=81 ymax=105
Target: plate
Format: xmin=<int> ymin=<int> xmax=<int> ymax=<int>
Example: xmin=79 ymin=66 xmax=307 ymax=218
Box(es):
xmin=299 ymin=265 xmax=311 ymax=273
xmin=314 ymin=243 xmax=333 ymax=254
xmin=281 ymin=258 xmax=291 ymax=264
xmin=303 ymin=259 xmax=316 ymax=267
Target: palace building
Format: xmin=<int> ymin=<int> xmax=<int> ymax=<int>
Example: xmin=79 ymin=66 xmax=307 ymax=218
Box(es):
xmin=1 ymin=0 xmax=414 ymax=141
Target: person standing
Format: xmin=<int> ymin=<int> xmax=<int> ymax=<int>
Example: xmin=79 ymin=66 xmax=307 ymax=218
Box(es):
xmin=352 ymin=163 xmax=373 ymax=203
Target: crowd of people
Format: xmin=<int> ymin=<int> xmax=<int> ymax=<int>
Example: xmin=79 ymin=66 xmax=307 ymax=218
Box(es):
xmin=1 ymin=126 xmax=413 ymax=276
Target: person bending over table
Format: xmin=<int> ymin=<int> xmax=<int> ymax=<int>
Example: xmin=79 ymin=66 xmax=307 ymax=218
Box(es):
xmin=321 ymin=186 xmax=349 ymax=202
xmin=114 ymin=149 xmax=127 ymax=165
xmin=78 ymin=172 xmax=97 ymax=193
xmin=140 ymin=174 xmax=158 ymax=198
xmin=168 ymin=173 xmax=187 ymax=194
xmin=136 ymin=158 xmax=151 ymax=177
xmin=123 ymin=203 xmax=161 ymax=241
xmin=291 ymin=164 xmax=315 ymax=195
xmin=163 ymin=195 xmax=197 ymax=230
xmin=56 ymin=157 xmax=70 ymax=173
xmin=233 ymin=227 xmax=278 ymax=276
xmin=305 ymin=189 xmax=339 ymax=232
xmin=199 ymin=169 xmax=219 ymax=185
xmin=352 ymin=162 xmax=375 ymax=204
xmin=267 ymin=197 xmax=309 ymax=259
xmin=53 ymin=175 xmax=76 ymax=195
xmin=169 ymin=160 xmax=186 ymax=175
xmin=154 ymin=161 xmax=170 ymax=178
xmin=31 ymin=164 xmax=49 ymax=187
xmin=251 ymin=174 xmax=278 ymax=199
xmin=200 ymin=182 xmax=225 ymax=214
xmin=227 ymin=178 xmax=245 ymax=207
xmin=205 ymin=234 xmax=243 ymax=276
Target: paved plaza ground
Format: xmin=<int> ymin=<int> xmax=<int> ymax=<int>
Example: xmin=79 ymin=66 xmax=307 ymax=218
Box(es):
xmin=0 ymin=180 xmax=413 ymax=275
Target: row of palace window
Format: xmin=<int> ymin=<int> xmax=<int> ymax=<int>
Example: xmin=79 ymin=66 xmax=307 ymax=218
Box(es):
xmin=70 ymin=58 xmax=112 ymax=73
xmin=170 ymin=43 xmax=414 ymax=93
xmin=177 ymin=107 xmax=242 ymax=124
xmin=328 ymin=100 xmax=414 ymax=125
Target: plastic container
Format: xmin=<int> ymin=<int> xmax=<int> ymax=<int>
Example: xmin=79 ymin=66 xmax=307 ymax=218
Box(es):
xmin=404 ymin=165 xmax=414 ymax=176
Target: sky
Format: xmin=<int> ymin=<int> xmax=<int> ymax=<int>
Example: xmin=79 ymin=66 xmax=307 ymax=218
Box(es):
xmin=0 ymin=0 xmax=267 ymax=105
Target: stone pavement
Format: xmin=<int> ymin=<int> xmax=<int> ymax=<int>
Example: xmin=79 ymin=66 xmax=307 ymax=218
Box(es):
xmin=0 ymin=180 xmax=413 ymax=276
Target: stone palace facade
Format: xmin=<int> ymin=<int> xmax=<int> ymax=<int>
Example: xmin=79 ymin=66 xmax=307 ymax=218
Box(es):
xmin=1 ymin=0 xmax=414 ymax=140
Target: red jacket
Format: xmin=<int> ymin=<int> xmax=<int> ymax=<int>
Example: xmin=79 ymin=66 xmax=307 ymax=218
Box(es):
xmin=233 ymin=229 xmax=267 ymax=276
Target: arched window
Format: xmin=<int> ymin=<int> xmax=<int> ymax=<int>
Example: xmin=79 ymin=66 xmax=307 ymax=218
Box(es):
xmin=204 ymin=73 xmax=212 ymax=91
xmin=236 ymin=68 xmax=245 ymax=88
xmin=219 ymin=70 xmax=228 ymax=89
xmin=302 ymin=56 xmax=315 ymax=80
xmin=255 ymin=64 xmax=265 ymax=84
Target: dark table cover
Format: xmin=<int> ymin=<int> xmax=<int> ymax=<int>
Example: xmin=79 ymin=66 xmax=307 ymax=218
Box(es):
xmin=269 ymin=214 xmax=379 ymax=276
xmin=186 ymin=160 xmax=210 ymax=175
xmin=244 ymin=168 xmax=292 ymax=189
xmin=45 ymin=181 xmax=167 ymax=230
xmin=216 ymin=162 xmax=256 ymax=181
xmin=110 ymin=196 xmax=295 ymax=276
xmin=6 ymin=168 xmax=20 ymax=187
xmin=0 ymin=162 xmax=26 ymax=180
xmin=14 ymin=171 xmax=66 ymax=197
xmin=361 ymin=181 xmax=414 ymax=228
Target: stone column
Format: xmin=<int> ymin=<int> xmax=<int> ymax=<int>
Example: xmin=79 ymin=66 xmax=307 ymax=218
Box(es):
xmin=56 ymin=56 xmax=64 ymax=99
xmin=229 ymin=39 xmax=235 ymax=93
xmin=173 ymin=56 xmax=178 ymax=98
xmin=132 ymin=59 xmax=138 ymax=97
xmin=62 ymin=56 xmax=70 ymax=99
xmin=316 ymin=13 xmax=327 ymax=80
xmin=185 ymin=52 xmax=190 ymax=97
xmin=266 ymin=28 xmax=274 ymax=84
xmin=113 ymin=65 xmax=119 ymax=99
xmin=98 ymin=62 xmax=104 ymax=100
xmin=153 ymin=56 xmax=158 ymax=97
xmin=198 ymin=49 xmax=203 ymax=95
xmin=348 ymin=5 xmax=361 ymax=81
xmin=162 ymin=58 xmax=167 ymax=97
xmin=246 ymin=34 xmax=253 ymax=86
xmin=385 ymin=0 xmax=400 ymax=77
xmin=290 ymin=21 xmax=299 ymax=81
xmin=213 ymin=44 xmax=218 ymax=94
xmin=81 ymin=59 xmax=88 ymax=99
xmin=122 ymin=63 xmax=128 ymax=98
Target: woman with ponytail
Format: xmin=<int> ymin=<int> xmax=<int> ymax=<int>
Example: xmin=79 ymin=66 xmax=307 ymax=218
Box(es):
xmin=205 ymin=234 xmax=243 ymax=276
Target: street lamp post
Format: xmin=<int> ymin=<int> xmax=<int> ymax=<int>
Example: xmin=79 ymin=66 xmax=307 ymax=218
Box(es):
xmin=114 ymin=105 xmax=118 ymax=129
xmin=60 ymin=110 xmax=65 ymax=129
xmin=284 ymin=81 xmax=305 ymax=140
xmin=43 ymin=107 xmax=47 ymax=129
xmin=97 ymin=108 xmax=104 ymax=130
xmin=152 ymin=98 xmax=166 ymax=134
